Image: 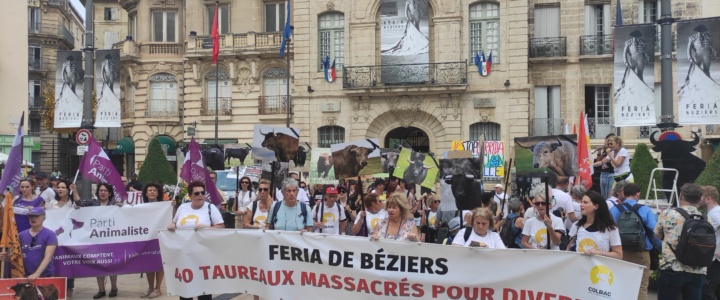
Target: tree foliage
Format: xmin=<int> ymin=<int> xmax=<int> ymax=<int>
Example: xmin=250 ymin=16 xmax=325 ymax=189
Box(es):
xmin=630 ymin=143 xmax=658 ymax=198
xmin=696 ymin=148 xmax=720 ymax=192
xmin=137 ymin=138 xmax=177 ymax=185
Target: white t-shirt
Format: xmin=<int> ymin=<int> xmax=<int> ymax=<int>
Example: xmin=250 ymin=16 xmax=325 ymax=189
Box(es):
xmin=427 ymin=210 xmax=438 ymax=229
xmin=568 ymin=223 xmax=622 ymax=253
xmin=494 ymin=192 xmax=508 ymax=216
xmin=312 ymin=202 xmax=346 ymax=235
xmin=522 ymin=215 xmax=565 ymax=250
xmin=707 ymin=206 xmax=720 ymax=261
xmin=354 ymin=209 xmax=388 ymax=235
xmin=245 ymin=201 xmax=270 ymax=228
xmin=236 ymin=190 xmax=257 ymax=211
xmin=174 ymin=202 xmax=224 ymax=229
xmin=565 ymin=201 xmax=582 ymax=230
xmin=39 ymin=187 xmax=56 ymax=206
xmin=524 ymin=207 xmax=536 ymax=222
xmin=452 ymin=228 xmax=506 ymax=249
xmin=612 ymin=148 xmax=631 ymax=176
xmin=551 ymin=189 xmax=574 ymax=218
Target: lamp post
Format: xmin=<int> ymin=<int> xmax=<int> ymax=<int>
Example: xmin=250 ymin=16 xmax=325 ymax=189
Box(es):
xmin=80 ymin=0 xmax=95 ymax=200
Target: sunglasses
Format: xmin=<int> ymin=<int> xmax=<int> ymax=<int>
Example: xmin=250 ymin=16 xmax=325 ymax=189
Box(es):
xmin=533 ymin=202 xmax=546 ymax=206
xmin=241 ymin=181 xmax=250 ymax=184
xmin=258 ymin=188 xmax=270 ymax=192
xmin=193 ymin=191 xmax=207 ymax=196
xmin=339 ymin=191 xmax=347 ymax=194
xmin=432 ymin=200 xmax=441 ymax=203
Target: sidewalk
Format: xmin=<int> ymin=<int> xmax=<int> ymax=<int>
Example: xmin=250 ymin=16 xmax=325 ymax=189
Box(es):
xmin=72 ymin=274 xmax=254 ymax=300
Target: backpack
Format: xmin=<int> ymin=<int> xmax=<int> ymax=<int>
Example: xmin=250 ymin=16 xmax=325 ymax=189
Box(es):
xmin=435 ymin=222 xmax=449 ymax=245
xmin=499 ymin=215 xmax=522 ymax=248
xmin=616 ymin=203 xmax=647 ymax=251
xmin=270 ymin=201 xmax=308 ymax=229
xmin=464 ymin=227 xmax=473 ymax=243
xmin=668 ymin=208 xmax=716 ymax=268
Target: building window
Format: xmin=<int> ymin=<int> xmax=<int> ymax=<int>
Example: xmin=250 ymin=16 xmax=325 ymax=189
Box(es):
xmin=533 ymin=86 xmax=562 ymax=136
xmin=207 ymin=5 xmax=229 ymax=35
xmin=264 ymin=2 xmax=286 ymax=32
xmin=129 ymin=14 xmax=137 ymax=40
xmin=205 ymin=71 xmax=231 ymax=113
xmin=639 ymin=0 xmax=659 ymax=23
xmin=318 ymin=126 xmax=345 ymax=148
xmin=261 ymin=68 xmax=289 ymax=114
xmin=28 ymin=8 xmax=40 ymax=33
xmin=104 ymin=7 xmax=119 ymax=21
xmin=148 ymin=73 xmax=178 ymax=116
xmin=28 ymin=80 xmax=42 ymax=109
xmin=28 ymin=46 xmax=41 ymax=70
xmin=584 ymin=85 xmax=617 ymax=138
xmin=469 ymin=122 xmax=501 ymax=141
xmin=318 ymin=12 xmax=344 ymax=70
xmin=152 ymin=11 xmax=177 ymax=42
xmin=469 ymin=2 xmax=500 ymax=64
xmin=584 ymin=5 xmax=610 ymax=36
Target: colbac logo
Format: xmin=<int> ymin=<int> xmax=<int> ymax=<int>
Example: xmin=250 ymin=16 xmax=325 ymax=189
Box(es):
xmin=590 ymin=265 xmax=614 ymax=285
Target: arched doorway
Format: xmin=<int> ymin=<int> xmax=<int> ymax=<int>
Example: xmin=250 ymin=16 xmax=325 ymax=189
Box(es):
xmin=385 ymin=127 xmax=429 ymax=153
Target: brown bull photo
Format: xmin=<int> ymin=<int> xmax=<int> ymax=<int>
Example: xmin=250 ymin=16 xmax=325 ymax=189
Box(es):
xmin=252 ymin=125 xmax=301 ymax=163
xmin=330 ymin=138 xmax=381 ymax=180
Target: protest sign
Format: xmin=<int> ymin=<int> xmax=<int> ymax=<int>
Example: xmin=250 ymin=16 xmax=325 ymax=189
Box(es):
xmin=0 ymin=277 xmax=67 ymax=300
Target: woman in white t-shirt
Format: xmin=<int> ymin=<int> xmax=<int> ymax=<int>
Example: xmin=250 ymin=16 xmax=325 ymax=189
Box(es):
xmin=522 ymin=185 xmax=565 ymax=250
xmin=567 ymin=191 xmax=622 ymax=259
xmin=234 ymin=176 xmax=257 ymax=229
xmin=605 ymin=136 xmax=633 ymax=183
xmin=168 ymin=181 xmax=225 ymax=231
xmin=453 ymin=208 xmax=505 ymax=248
xmin=244 ymin=179 xmax=273 ymax=230
xmin=352 ymin=193 xmax=388 ymax=236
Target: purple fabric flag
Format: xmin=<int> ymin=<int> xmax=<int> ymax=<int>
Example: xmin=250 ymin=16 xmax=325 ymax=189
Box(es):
xmin=179 ymin=137 xmax=223 ymax=206
xmin=78 ymin=138 xmax=128 ymax=203
xmin=0 ymin=113 xmax=24 ymax=194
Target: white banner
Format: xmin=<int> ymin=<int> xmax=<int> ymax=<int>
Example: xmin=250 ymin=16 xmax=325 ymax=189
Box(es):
xmin=677 ymin=17 xmax=720 ymax=124
xmin=613 ymin=25 xmax=657 ymax=126
xmin=45 ymin=202 xmax=173 ymax=277
xmin=159 ymin=230 xmax=643 ymax=299
xmin=94 ymin=49 xmax=121 ymax=127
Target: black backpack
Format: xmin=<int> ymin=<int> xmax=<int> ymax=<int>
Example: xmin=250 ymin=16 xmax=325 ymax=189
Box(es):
xmin=668 ymin=208 xmax=716 ymax=268
xmin=499 ymin=215 xmax=522 ymax=248
xmin=616 ymin=203 xmax=647 ymax=251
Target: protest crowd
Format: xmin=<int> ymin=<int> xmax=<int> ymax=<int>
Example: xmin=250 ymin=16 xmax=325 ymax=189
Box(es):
xmin=0 ymin=131 xmax=718 ymax=300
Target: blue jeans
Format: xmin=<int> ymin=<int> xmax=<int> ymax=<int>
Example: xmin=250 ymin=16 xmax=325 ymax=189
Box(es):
xmin=600 ymin=172 xmax=614 ymax=199
xmin=658 ymin=269 xmax=706 ymax=300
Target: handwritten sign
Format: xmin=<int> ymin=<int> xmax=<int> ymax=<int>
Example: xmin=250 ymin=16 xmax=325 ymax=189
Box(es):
xmin=483 ymin=141 xmax=505 ymax=177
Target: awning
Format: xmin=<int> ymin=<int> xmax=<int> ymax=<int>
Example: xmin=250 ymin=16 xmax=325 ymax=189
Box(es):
xmin=156 ymin=136 xmax=177 ymax=153
xmin=201 ymin=139 xmax=238 ymax=145
xmin=114 ymin=137 xmax=135 ymax=154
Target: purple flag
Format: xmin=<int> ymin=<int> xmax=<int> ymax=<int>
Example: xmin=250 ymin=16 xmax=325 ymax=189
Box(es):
xmin=78 ymin=138 xmax=128 ymax=203
xmin=0 ymin=113 xmax=25 ymax=194
xmin=179 ymin=137 xmax=223 ymax=206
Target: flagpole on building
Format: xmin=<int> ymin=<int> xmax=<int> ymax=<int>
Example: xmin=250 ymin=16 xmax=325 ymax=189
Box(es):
xmin=80 ymin=0 xmax=95 ymax=201
xmin=286 ymin=36 xmax=290 ymax=128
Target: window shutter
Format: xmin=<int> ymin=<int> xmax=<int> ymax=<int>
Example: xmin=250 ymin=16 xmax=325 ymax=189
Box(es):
xmin=550 ymin=86 xmax=561 ymax=119
xmin=602 ymin=4 xmax=611 ymax=35
xmin=111 ymin=8 xmax=119 ymax=21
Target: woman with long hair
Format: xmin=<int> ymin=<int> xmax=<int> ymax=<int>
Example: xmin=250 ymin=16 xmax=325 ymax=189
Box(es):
xmin=566 ymin=191 xmax=623 ymax=259
xmin=140 ymin=182 xmax=165 ymax=298
xmin=11 ymin=178 xmax=45 ymax=233
xmin=46 ymin=179 xmax=78 ymax=298
xmin=370 ymin=192 xmax=419 ymax=242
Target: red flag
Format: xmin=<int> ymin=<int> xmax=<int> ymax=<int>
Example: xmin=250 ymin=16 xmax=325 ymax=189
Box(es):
xmin=211 ymin=4 xmax=220 ymax=64
xmin=573 ymin=124 xmax=577 ymax=134
xmin=577 ymin=112 xmax=593 ymax=190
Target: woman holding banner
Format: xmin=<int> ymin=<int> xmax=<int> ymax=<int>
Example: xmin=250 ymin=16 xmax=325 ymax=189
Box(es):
xmin=371 ymin=192 xmax=419 ymax=242
xmin=244 ymin=179 xmax=273 ymax=229
xmin=452 ymin=208 xmax=506 ymax=248
xmin=566 ymin=191 xmax=622 ymax=259
xmin=352 ymin=193 xmax=387 ymax=236
xmin=140 ymin=182 xmax=165 ymax=298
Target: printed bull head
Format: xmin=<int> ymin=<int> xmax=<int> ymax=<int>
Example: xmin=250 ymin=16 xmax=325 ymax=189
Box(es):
xmin=348 ymin=145 xmax=373 ymax=167
xmin=443 ymin=172 xmax=483 ymax=210
xmin=259 ymin=128 xmax=299 ymax=162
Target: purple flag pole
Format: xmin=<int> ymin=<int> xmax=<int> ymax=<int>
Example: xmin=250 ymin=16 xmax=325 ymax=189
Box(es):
xmin=0 ymin=113 xmax=25 ymax=194
xmin=78 ymin=138 xmax=128 ymax=202
xmin=179 ymin=137 xmax=223 ymax=206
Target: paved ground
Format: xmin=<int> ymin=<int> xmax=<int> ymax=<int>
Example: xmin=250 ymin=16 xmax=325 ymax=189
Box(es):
xmin=73 ymin=274 xmax=254 ymax=300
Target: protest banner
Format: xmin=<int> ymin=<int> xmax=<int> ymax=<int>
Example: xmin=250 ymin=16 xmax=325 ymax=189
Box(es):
xmin=45 ymin=201 xmax=172 ymax=278
xmin=0 ymin=277 xmax=67 ymax=300
xmin=159 ymin=230 xmax=643 ymax=299
xmin=392 ymin=148 xmax=438 ymax=189
xmin=450 ymin=141 xmax=484 ymax=157
xmin=483 ymin=141 xmax=504 ymax=178
xmin=125 ymin=191 xmax=143 ymax=205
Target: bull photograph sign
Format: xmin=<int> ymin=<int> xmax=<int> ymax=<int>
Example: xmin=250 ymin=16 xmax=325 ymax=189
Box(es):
xmin=392 ymin=148 xmax=439 ymax=189
xmin=514 ymin=135 xmax=578 ymax=177
xmin=439 ymin=157 xmax=484 ymax=211
xmin=677 ymin=17 xmax=720 ymax=125
xmin=252 ymin=125 xmax=301 ymax=163
xmin=380 ymin=0 xmax=429 ymax=84
xmin=613 ymin=24 xmax=657 ymax=126
xmin=330 ymin=139 xmax=381 ymax=180
xmin=224 ymin=143 xmax=254 ymax=166
xmin=94 ymin=49 xmax=121 ymax=127
xmin=309 ymin=148 xmax=338 ymax=185
xmin=54 ymin=50 xmax=84 ymax=128
xmin=380 ymin=148 xmax=401 ymax=176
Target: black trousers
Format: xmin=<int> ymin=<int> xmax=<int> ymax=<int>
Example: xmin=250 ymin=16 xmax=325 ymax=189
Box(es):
xmin=702 ymin=260 xmax=720 ymax=300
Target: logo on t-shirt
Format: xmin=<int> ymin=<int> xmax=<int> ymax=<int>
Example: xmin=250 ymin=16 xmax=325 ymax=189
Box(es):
xmin=254 ymin=215 xmax=267 ymax=226
xmin=579 ymin=238 xmax=598 ymax=252
xmin=371 ymin=218 xmax=380 ymax=229
xmin=534 ymin=228 xmax=548 ymax=245
xmin=180 ymin=215 xmax=199 ymax=226
xmin=587 ymin=264 xmax=614 ymax=298
xmin=322 ymin=212 xmax=336 ymax=224
xmin=429 ymin=216 xmax=436 ymax=227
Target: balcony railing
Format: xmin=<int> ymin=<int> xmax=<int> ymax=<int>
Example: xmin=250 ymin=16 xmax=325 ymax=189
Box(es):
xmin=28 ymin=97 xmax=45 ymax=109
xmin=580 ymin=35 xmax=613 ymax=56
xmin=531 ymin=118 xmax=565 ymax=136
xmin=61 ymin=25 xmax=75 ymax=48
xmin=529 ymin=37 xmax=567 ymax=58
xmin=587 ymin=117 xmax=621 ymax=139
xmin=47 ymin=0 xmax=67 ymax=8
xmin=201 ymin=97 xmax=232 ymax=116
xmin=195 ymin=35 xmax=227 ymax=49
xmin=143 ymin=43 xmax=181 ymax=55
xmin=187 ymin=32 xmax=285 ymax=54
xmin=145 ymin=99 xmax=179 ymax=118
xmin=28 ymin=58 xmax=50 ymax=71
xmin=121 ymin=100 xmax=134 ymax=119
xmin=28 ymin=22 xmax=74 ymax=48
xmin=259 ymin=96 xmax=291 ymax=115
xmin=342 ymin=62 xmax=467 ymax=89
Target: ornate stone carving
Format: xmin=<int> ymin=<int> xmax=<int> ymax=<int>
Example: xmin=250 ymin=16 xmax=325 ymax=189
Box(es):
xmin=351 ymin=97 xmax=371 ymax=122
xmin=479 ymin=111 xmax=494 ymax=122
xmin=326 ymin=1 xmax=335 ymax=11
xmin=439 ymin=95 xmax=461 ymax=121
xmin=149 ymin=73 xmax=177 ymax=82
xmin=204 ymin=70 xmax=230 ymax=80
xmin=152 ymin=0 xmax=175 ymax=8
xmin=325 ymin=116 xmax=337 ymax=126
xmin=387 ymin=95 xmax=423 ymax=127
xmin=237 ymin=67 xmax=253 ymax=96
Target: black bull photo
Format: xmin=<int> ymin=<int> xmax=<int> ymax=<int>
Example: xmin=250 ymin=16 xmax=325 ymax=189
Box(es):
xmin=331 ymin=140 xmax=380 ymax=179
xmin=514 ymin=135 xmax=579 ymax=177
xmin=259 ymin=128 xmax=300 ymax=163
xmin=181 ymin=145 xmax=225 ymax=171
xmin=650 ymin=131 xmax=706 ymax=199
xmin=440 ymin=157 xmax=485 ymax=211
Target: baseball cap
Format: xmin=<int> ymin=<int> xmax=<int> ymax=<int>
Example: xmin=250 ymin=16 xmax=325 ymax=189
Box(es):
xmin=35 ymin=172 xmax=48 ymax=179
xmin=27 ymin=207 xmax=46 ymax=216
xmin=325 ymin=186 xmax=338 ymax=194
xmin=448 ymin=217 xmax=461 ymax=231
xmin=494 ymin=184 xmax=503 ymax=189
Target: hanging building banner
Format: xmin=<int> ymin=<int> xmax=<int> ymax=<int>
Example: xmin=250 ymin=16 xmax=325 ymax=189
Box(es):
xmin=94 ymin=49 xmax=121 ymax=127
xmin=677 ymin=17 xmax=720 ymax=124
xmin=54 ymin=50 xmax=84 ymax=128
xmin=612 ymin=24 xmax=657 ymax=126
xmin=44 ymin=201 xmax=172 ymax=278
xmin=380 ymin=0 xmax=429 ymax=84
xmin=159 ymin=230 xmax=643 ymax=299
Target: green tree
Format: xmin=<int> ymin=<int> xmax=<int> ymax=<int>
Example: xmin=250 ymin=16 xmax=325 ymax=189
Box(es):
xmin=137 ymin=138 xmax=177 ymax=185
xmin=696 ymin=148 xmax=720 ymax=192
xmin=630 ymin=143 xmax=657 ymax=198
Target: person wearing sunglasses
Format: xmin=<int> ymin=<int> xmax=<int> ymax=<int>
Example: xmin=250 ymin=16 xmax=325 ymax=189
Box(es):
xmin=420 ymin=194 xmax=441 ymax=243
xmin=244 ymin=179 xmax=273 ymax=230
xmin=0 ymin=207 xmax=57 ymax=282
xmin=234 ymin=176 xmax=256 ymax=229
xmin=521 ymin=186 xmax=564 ymax=250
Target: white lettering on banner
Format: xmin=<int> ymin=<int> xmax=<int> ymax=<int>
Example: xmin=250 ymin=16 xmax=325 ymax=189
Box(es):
xmin=159 ymin=230 xmax=643 ymax=299
xmin=125 ymin=191 xmax=143 ymax=205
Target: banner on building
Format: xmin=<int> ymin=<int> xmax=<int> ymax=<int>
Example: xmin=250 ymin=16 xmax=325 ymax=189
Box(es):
xmin=45 ymin=201 xmax=172 ymax=278
xmin=94 ymin=49 xmax=121 ymax=127
xmin=54 ymin=50 xmax=84 ymax=128
xmin=309 ymin=148 xmax=338 ymax=185
xmin=0 ymin=277 xmax=67 ymax=300
xmin=514 ymin=135 xmax=578 ymax=177
xmin=380 ymin=0 xmax=429 ymax=84
xmin=159 ymin=229 xmax=642 ymax=299
xmin=677 ymin=17 xmax=720 ymax=124
xmin=613 ymin=24 xmax=657 ymax=126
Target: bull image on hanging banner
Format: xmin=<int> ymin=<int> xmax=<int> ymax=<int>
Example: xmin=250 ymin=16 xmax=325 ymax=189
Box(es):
xmin=252 ymin=125 xmax=301 ymax=164
xmin=650 ymin=131 xmax=706 ymax=202
xmin=514 ymin=135 xmax=578 ymax=177
xmin=330 ymin=139 xmax=381 ymax=180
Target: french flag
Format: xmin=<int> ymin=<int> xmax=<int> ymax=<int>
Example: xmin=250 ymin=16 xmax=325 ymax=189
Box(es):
xmin=323 ymin=56 xmax=336 ymax=83
xmin=481 ymin=51 xmax=492 ymax=76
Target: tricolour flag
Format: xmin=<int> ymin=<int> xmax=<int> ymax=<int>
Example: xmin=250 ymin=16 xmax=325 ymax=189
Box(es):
xmin=0 ymin=113 xmax=24 ymax=194
xmin=180 ymin=137 xmax=223 ymax=206
xmin=484 ymin=51 xmax=493 ymax=76
xmin=1 ymin=191 xmax=24 ymax=278
xmin=474 ymin=51 xmax=481 ymax=75
xmin=78 ymin=137 xmax=129 ymax=203
xmin=323 ymin=56 xmax=336 ymax=83
xmin=279 ymin=1 xmax=291 ymax=57
xmin=577 ymin=112 xmax=593 ymax=190
xmin=211 ymin=3 xmax=220 ymax=64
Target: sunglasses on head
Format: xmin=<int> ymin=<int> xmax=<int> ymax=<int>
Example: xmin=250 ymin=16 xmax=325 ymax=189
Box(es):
xmin=193 ymin=191 xmax=207 ymax=196
xmin=258 ymin=188 xmax=270 ymax=192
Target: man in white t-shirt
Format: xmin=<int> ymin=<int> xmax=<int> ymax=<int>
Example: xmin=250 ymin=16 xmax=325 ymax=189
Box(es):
xmin=701 ymin=186 xmax=720 ymax=298
xmin=312 ymin=186 xmax=347 ymax=235
xmin=492 ymin=184 xmax=508 ymax=217
xmin=522 ymin=186 xmax=565 ymax=250
xmin=551 ymin=177 xmax=577 ymax=226
xmin=35 ymin=172 xmax=56 ymax=206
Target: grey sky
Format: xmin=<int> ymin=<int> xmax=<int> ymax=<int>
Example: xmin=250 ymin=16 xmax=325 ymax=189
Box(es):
xmin=70 ymin=0 xmax=86 ymax=23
